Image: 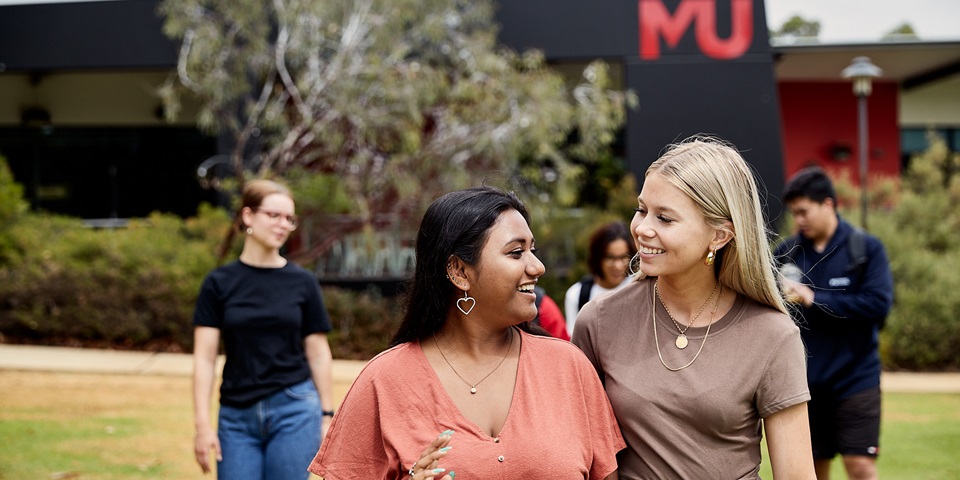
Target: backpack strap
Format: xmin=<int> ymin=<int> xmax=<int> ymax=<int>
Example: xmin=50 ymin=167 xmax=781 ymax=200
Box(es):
xmin=846 ymin=227 xmax=868 ymax=274
xmin=577 ymin=275 xmax=594 ymax=311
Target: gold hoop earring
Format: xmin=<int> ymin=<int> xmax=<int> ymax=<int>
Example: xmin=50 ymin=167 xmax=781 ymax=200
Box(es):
xmin=704 ymin=248 xmax=716 ymax=266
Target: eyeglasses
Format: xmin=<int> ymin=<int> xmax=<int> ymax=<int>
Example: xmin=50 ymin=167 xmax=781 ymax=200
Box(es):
xmin=254 ymin=208 xmax=299 ymax=229
xmin=602 ymin=254 xmax=633 ymax=264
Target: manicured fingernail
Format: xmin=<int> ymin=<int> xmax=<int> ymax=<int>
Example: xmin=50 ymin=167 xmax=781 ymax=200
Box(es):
xmin=449 ymin=471 xmax=456 ymax=479
xmin=438 ymin=446 xmax=452 ymax=453
xmin=440 ymin=429 xmax=454 ymax=437
xmin=431 ymin=468 xmax=445 ymax=474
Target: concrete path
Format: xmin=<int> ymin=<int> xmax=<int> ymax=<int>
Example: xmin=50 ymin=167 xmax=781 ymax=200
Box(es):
xmin=1 ymin=344 xmax=959 ymax=393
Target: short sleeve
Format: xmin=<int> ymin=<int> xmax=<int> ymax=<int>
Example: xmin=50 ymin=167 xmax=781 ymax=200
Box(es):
xmin=308 ymin=366 xmax=390 ymax=479
xmin=756 ymin=325 xmax=811 ymax=418
xmin=301 ymin=273 xmax=332 ymax=336
xmin=192 ymin=274 xmax=223 ymax=328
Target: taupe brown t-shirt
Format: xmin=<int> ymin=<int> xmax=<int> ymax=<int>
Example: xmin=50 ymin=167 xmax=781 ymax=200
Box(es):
xmin=572 ymin=277 xmax=810 ymax=480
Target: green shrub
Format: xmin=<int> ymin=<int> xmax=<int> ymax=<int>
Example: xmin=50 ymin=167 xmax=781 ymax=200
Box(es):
xmin=872 ymin=136 xmax=960 ymax=370
xmin=0 ymin=206 xmax=229 ymax=351
xmin=322 ymin=286 xmax=403 ymax=360
xmin=835 ymin=135 xmax=960 ymax=371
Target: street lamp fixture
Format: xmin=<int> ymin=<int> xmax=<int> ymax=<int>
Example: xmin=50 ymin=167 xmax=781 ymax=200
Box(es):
xmin=841 ymin=56 xmax=882 ymax=230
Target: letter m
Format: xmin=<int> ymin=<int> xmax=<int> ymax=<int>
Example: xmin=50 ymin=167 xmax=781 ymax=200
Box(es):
xmin=639 ymin=0 xmax=753 ymax=60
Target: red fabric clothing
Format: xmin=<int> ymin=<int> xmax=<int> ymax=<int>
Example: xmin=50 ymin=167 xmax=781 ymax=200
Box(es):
xmin=309 ymin=330 xmax=623 ymax=479
xmin=538 ymin=293 xmax=570 ymax=340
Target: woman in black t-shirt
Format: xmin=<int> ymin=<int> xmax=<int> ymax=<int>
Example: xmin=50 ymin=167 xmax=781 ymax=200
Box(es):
xmin=192 ymin=179 xmax=334 ymax=480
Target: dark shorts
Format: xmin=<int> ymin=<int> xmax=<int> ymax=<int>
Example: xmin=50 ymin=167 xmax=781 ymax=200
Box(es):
xmin=808 ymin=386 xmax=881 ymax=459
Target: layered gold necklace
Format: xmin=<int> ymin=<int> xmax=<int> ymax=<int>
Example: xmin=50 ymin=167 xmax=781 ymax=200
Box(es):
xmin=655 ymin=280 xmax=719 ymax=349
xmin=653 ymin=281 xmax=723 ymax=371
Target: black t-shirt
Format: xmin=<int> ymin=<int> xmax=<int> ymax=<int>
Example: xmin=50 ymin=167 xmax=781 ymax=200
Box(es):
xmin=193 ymin=260 xmax=332 ymax=407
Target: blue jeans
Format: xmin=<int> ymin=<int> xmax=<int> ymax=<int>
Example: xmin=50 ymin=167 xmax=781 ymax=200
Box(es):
xmin=217 ymin=379 xmax=321 ymax=480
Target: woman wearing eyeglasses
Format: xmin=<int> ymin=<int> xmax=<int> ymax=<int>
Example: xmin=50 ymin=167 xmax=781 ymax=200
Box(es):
xmin=192 ymin=179 xmax=335 ymax=480
xmin=563 ymin=221 xmax=637 ymax=336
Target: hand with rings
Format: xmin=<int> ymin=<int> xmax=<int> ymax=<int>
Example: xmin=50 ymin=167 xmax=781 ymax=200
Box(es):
xmin=407 ymin=430 xmax=455 ymax=480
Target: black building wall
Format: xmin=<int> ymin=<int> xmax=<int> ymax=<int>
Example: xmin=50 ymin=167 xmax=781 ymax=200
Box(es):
xmin=1 ymin=0 xmax=785 ymax=221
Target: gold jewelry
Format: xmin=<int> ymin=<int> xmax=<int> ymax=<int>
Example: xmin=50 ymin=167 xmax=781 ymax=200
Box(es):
xmin=433 ymin=329 xmax=513 ymax=394
xmin=655 ymin=280 xmax=718 ymax=349
xmin=653 ymin=282 xmax=723 ymax=371
xmin=704 ymin=247 xmax=717 ymax=266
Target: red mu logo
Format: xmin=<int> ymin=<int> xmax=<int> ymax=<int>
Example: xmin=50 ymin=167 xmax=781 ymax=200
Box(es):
xmin=639 ymin=0 xmax=753 ymax=60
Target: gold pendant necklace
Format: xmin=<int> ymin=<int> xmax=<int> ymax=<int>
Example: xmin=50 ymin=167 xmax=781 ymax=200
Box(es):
xmin=655 ymin=280 xmax=718 ymax=349
xmin=653 ymin=282 xmax=723 ymax=371
xmin=433 ymin=329 xmax=513 ymax=394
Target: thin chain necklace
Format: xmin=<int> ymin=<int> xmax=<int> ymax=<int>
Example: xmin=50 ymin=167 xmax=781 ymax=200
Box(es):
xmin=433 ymin=329 xmax=513 ymax=395
xmin=655 ymin=280 xmax=719 ymax=349
xmin=653 ymin=282 xmax=723 ymax=371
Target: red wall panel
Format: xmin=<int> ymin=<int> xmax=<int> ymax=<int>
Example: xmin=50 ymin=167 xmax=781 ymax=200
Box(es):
xmin=778 ymin=81 xmax=900 ymax=183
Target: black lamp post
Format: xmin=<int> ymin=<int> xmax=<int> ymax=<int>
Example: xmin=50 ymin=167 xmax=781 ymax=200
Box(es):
xmin=841 ymin=56 xmax=882 ymax=230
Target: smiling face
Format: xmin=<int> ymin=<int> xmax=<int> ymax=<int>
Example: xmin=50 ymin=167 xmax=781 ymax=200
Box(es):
xmin=242 ymin=193 xmax=297 ymax=251
xmin=630 ymin=173 xmax=719 ymax=279
xmin=464 ymin=209 xmax=545 ymax=325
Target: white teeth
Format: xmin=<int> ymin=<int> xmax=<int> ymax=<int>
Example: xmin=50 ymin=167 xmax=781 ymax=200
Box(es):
xmin=641 ymin=246 xmax=665 ymax=254
xmin=517 ymin=284 xmax=535 ymax=293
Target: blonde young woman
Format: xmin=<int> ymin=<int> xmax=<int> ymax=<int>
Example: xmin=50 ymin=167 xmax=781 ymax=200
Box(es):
xmin=572 ymin=137 xmax=816 ymax=479
xmin=192 ymin=179 xmax=335 ymax=479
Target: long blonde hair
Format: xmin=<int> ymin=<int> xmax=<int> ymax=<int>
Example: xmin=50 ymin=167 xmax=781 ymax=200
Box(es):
xmin=646 ymin=136 xmax=787 ymax=314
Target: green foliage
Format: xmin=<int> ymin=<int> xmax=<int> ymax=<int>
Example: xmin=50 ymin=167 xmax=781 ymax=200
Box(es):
xmin=158 ymin=0 xmax=635 ymax=265
xmin=322 ymin=286 xmax=403 ymax=360
xmin=0 ymin=155 xmax=26 ymax=224
xmin=773 ymin=15 xmax=821 ymax=40
xmin=872 ymin=136 xmax=960 ymax=370
xmin=529 ymin=174 xmax=639 ymax=301
xmin=883 ymin=23 xmax=919 ymax=40
xmin=834 ymin=135 xmax=960 ymax=371
xmin=0 ymin=206 xmax=230 ymax=350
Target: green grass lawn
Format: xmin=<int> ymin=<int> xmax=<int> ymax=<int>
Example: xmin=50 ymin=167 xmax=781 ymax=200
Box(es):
xmin=1 ymin=371 xmax=958 ymax=479
xmin=760 ymin=392 xmax=960 ymax=479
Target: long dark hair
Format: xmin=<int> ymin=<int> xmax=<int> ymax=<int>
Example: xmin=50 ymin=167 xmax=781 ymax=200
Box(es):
xmin=390 ymin=186 xmax=545 ymax=346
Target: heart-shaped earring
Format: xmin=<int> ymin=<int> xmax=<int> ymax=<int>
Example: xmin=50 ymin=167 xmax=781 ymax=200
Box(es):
xmin=456 ymin=291 xmax=476 ymax=316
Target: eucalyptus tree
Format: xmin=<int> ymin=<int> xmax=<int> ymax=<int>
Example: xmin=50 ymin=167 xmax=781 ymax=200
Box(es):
xmin=158 ymin=0 xmax=634 ymax=264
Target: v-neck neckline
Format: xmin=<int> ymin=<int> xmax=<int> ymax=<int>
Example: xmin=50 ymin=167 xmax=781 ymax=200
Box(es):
xmin=415 ymin=328 xmax=524 ymax=441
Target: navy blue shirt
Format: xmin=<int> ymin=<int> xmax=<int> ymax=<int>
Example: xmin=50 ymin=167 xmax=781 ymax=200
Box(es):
xmin=194 ymin=260 xmax=332 ymax=407
xmin=775 ymin=219 xmax=893 ymax=400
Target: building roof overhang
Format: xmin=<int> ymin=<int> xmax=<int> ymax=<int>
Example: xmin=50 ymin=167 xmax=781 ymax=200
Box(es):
xmin=772 ymin=40 xmax=960 ymax=90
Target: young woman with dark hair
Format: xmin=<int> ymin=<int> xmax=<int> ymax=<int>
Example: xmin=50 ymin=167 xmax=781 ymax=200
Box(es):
xmin=309 ymin=186 xmax=623 ymax=480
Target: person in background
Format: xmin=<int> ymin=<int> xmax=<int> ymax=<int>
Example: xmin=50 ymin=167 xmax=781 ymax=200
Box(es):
xmin=573 ymin=136 xmax=816 ymax=479
xmin=775 ymin=166 xmax=893 ymax=480
xmin=192 ymin=179 xmax=335 ymax=479
xmin=564 ymin=221 xmax=637 ymax=336
xmin=309 ymin=186 xmax=623 ymax=480
xmin=534 ymin=285 xmax=570 ymax=340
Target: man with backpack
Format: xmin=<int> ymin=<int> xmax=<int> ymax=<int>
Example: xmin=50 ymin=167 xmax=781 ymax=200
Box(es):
xmin=775 ymin=167 xmax=894 ymax=480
